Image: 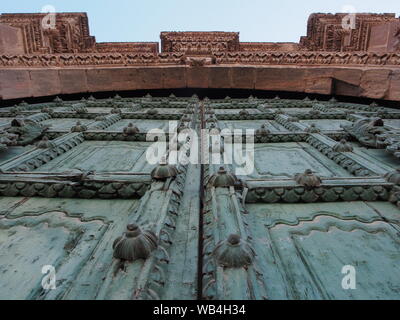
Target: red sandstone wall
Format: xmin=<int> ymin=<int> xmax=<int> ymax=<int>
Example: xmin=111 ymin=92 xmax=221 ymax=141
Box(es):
xmin=1 ymin=65 xmax=399 ymax=101
xmin=0 ymin=24 xmax=24 ymax=55
xmin=368 ymin=22 xmax=400 ymax=52
xmin=1 ymin=12 xmax=399 ymax=102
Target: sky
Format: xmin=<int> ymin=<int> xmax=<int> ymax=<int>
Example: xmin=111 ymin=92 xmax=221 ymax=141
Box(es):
xmin=1 ymin=0 xmax=399 ymax=43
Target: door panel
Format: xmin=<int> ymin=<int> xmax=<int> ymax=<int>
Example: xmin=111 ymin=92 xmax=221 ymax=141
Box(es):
xmin=35 ymin=141 xmax=153 ymax=173
xmin=245 ymin=202 xmax=400 ymax=300
xmin=0 ymin=197 xmax=139 ymax=300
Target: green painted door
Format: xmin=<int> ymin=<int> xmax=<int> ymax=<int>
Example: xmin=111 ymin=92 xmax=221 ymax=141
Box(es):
xmin=0 ymin=94 xmax=400 ymax=300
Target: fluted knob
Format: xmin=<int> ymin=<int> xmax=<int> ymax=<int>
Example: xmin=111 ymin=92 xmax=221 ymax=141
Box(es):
xmin=113 ymin=224 xmax=158 ymax=261
xmin=208 ymin=167 xmax=238 ymax=187
xmin=36 ymin=136 xmax=54 ymax=149
xmin=213 ymin=234 xmax=255 ymax=268
xmin=333 ymin=139 xmax=353 ymax=152
xmin=123 ymin=123 xmax=140 ymax=135
xmin=295 ymin=169 xmax=321 ymax=187
xmin=151 ymin=159 xmax=178 ymax=180
xmin=71 ymin=121 xmax=87 ymax=132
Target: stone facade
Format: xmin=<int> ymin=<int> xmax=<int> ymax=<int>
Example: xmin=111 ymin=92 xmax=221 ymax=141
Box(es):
xmin=300 ymin=13 xmax=400 ymax=52
xmin=0 ymin=12 xmax=400 ymax=102
xmin=160 ymin=31 xmax=240 ymax=54
xmin=2 ymin=12 xmax=398 ymax=55
xmin=0 ymin=24 xmax=24 ymax=55
xmin=0 ymin=13 xmax=95 ymax=54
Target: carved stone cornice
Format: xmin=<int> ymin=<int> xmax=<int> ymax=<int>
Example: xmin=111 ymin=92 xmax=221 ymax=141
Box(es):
xmin=213 ymin=51 xmax=400 ymax=66
xmin=300 ymin=13 xmax=400 ymax=52
xmin=95 ymin=42 xmax=159 ymax=54
xmin=161 ymin=31 xmax=240 ymax=55
xmin=1 ymin=50 xmax=400 ymax=68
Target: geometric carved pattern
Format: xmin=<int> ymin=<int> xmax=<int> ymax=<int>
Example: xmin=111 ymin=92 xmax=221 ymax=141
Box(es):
xmin=300 ymin=13 xmax=400 ymax=52
xmin=161 ymin=32 xmax=240 ymax=55
xmin=0 ymin=13 xmax=95 ymax=54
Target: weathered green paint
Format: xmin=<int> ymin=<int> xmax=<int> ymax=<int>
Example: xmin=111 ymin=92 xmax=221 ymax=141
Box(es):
xmin=0 ymin=95 xmax=400 ymax=300
xmin=245 ymin=202 xmax=400 ymax=300
xmin=36 ymin=141 xmax=154 ymax=173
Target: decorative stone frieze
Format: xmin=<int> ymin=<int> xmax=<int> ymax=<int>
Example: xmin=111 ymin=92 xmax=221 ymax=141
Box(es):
xmin=113 ymin=224 xmax=158 ymax=262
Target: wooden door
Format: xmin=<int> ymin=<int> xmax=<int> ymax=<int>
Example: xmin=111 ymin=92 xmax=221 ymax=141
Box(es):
xmin=1 ymin=94 xmax=400 ymax=300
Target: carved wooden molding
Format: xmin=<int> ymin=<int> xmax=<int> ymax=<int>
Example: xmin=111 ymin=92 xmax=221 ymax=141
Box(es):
xmin=245 ymin=177 xmax=392 ymax=203
xmin=0 ymin=172 xmax=151 ymax=199
xmin=0 ymin=133 xmax=84 ymax=172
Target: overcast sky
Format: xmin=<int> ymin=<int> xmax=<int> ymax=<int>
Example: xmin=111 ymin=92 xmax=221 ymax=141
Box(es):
xmin=1 ymin=0 xmax=399 ymax=43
